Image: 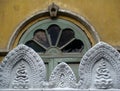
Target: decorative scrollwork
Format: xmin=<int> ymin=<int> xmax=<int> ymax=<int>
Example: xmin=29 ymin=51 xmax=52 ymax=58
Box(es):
xmin=0 ymin=42 xmax=120 ymax=90
xmin=49 ymin=62 xmax=77 ymax=88
xmin=79 ymin=42 xmax=120 ymax=89
xmin=12 ymin=62 xmax=30 ymax=89
xmin=0 ymin=44 xmax=46 ymax=89
xmin=94 ymin=59 xmax=113 ymax=89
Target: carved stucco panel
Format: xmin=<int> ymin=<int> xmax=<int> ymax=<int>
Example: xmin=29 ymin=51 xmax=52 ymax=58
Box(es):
xmin=49 ymin=62 xmax=77 ymax=88
xmin=0 ymin=44 xmax=46 ymax=89
xmin=92 ymin=58 xmax=113 ymax=89
xmin=78 ymin=42 xmax=120 ymax=89
xmin=0 ymin=42 xmax=120 ymax=90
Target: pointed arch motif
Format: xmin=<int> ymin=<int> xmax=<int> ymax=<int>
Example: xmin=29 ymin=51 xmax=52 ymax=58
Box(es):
xmin=79 ymin=42 xmax=120 ymax=89
xmin=0 ymin=44 xmax=46 ymax=89
xmin=49 ymin=62 xmax=77 ymax=88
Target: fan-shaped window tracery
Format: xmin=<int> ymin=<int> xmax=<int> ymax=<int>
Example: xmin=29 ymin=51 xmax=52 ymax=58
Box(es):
xmin=25 ymin=24 xmax=84 ymax=53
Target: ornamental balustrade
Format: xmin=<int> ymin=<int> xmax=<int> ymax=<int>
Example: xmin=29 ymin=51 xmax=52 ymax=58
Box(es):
xmin=0 ymin=42 xmax=120 ymax=91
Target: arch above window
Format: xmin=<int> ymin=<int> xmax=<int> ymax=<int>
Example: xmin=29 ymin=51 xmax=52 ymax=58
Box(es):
xmin=8 ymin=3 xmax=100 ymax=51
xmin=19 ymin=19 xmax=89 ymax=54
xmin=6 ymin=3 xmax=100 ymax=80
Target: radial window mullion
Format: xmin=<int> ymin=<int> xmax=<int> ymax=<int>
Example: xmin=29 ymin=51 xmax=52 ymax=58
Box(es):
xmin=45 ymin=29 xmax=52 ymax=47
xmin=55 ymin=29 xmax=62 ymax=47
xmin=61 ymin=39 xmax=84 ymax=53
xmin=59 ymin=38 xmax=75 ymax=50
xmin=32 ymin=39 xmax=47 ymax=50
xmin=57 ymin=28 xmax=75 ymax=47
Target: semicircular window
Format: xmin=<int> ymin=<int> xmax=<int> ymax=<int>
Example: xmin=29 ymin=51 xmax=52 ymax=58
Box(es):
xmin=19 ymin=18 xmax=91 ymax=80
xmin=25 ymin=24 xmax=84 ymax=53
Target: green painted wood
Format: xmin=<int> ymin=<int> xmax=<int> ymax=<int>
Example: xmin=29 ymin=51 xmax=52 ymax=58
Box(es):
xmin=19 ymin=18 xmax=91 ymax=80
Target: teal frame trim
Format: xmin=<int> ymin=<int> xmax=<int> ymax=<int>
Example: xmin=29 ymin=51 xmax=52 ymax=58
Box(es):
xmin=18 ymin=18 xmax=92 ymax=80
xmin=19 ymin=18 xmax=91 ymax=54
xmin=6 ymin=8 xmax=100 ymax=80
xmin=7 ymin=9 xmax=100 ymax=51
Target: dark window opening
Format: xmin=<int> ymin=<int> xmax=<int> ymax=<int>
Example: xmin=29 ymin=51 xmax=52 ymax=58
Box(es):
xmin=32 ymin=29 xmax=50 ymax=47
xmin=61 ymin=39 xmax=84 ymax=53
xmin=58 ymin=28 xmax=74 ymax=47
xmin=25 ymin=24 xmax=84 ymax=53
xmin=47 ymin=24 xmax=61 ymax=46
xmin=25 ymin=40 xmax=46 ymax=52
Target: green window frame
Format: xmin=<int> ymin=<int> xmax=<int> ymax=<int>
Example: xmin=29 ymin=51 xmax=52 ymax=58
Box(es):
xmin=19 ymin=18 xmax=91 ymax=81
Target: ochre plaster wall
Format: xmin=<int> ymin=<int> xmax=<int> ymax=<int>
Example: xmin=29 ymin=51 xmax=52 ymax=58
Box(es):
xmin=0 ymin=0 xmax=120 ymax=51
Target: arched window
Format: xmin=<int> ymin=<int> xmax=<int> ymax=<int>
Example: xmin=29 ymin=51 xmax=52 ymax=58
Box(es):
xmin=22 ymin=22 xmax=85 ymax=53
xmin=19 ymin=18 xmax=91 ymax=80
xmin=9 ymin=3 xmax=100 ymax=80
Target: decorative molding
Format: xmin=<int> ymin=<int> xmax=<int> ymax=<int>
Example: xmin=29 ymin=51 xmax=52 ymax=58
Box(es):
xmin=94 ymin=59 xmax=113 ymax=89
xmin=12 ymin=61 xmax=30 ymax=89
xmin=78 ymin=42 xmax=120 ymax=89
xmin=48 ymin=3 xmax=59 ymax=18
xmin=49 ymin=62 xmax=77 ymax=88
xmin=0 ymin=44 xmax=46 ymax=89
xmin=1 ymin=42 xmax=120 ymax=90
xmin=7 ymin=3 xmax=100 ymax=51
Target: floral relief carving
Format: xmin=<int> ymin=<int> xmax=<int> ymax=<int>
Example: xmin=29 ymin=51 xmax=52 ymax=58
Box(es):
xmin=12 ymin=61 xmax=30 ymax=89
xmin=0 ymin=42 xmax=120 ymax=90
xmin=78 ymin=42 xmax=120 ymax=89
xmin=49 ymin=62 xmax=77 ymax=88
xmin=94 ymin=59 xmax=113 ymax=89
xmin=0 ymin=44 xmax=46 ymax=89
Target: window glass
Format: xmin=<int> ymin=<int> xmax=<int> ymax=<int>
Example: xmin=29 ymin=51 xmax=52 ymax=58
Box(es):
xmin=25 ymin=25 xmax=84 ymax=53
xmin=25 ymin=40 xmax=46 ymax=52
xmin=20 ymin=18 xmax=91 ymax=80
xmin=25 ymin=29 xmax=49 ymax=52
xmin=47 ymin=24 xmax=60 ymax=46
xmin=58 ymin=28 xmax=74 ymax=47
xmin=61 ymin=39 xmax=84 ymax=53
xmin=33 ymin=29 xmax=49 ymax=47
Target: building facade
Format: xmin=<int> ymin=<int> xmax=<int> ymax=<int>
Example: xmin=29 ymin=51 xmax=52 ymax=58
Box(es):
xmin=0 ymin=0 xmax=120 ymax=90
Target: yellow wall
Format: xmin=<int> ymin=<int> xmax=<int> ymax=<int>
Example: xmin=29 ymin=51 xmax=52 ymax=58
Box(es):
xmin=0 ymin=0 xmax=120 ymax=57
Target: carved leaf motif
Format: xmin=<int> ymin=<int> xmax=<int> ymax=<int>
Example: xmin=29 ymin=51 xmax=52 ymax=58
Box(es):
xmin=49 ymin=62 xmax=77 ymax=88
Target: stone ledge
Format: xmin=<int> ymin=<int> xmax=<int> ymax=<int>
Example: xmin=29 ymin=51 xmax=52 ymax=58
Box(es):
xmin=0 ymin=89 xmax=120 ymax=91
